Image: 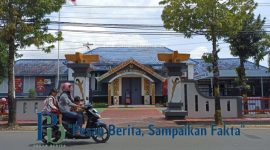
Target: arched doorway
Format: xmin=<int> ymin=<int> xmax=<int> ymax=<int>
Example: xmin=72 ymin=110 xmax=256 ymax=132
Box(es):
xmin=108 ymin=72 xmax=155 ymax=105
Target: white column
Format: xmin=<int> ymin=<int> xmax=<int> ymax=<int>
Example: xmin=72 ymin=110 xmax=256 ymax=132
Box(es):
xmin=188 ymin=64 xmax=194 ymax=79
xmin=73 ymin=77 xmax=89 ymax=100
xmin=141 ymin=77 xmax=144 ymax=96
xmin=210 ymin=78 xmax=213 ymax=96
xmin=167 ymin=76 xmax=181 ymax=103
xmin=261 ymin=77 xmax=264 ymax=97
xmin=119 ymin=78 xmax=122 ymax=96
xmin=91 ymin=73 xmax=95 ymax=90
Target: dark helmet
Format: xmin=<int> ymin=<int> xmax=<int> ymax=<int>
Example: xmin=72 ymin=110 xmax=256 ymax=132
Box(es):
xmin=74 ymin=96 xmax=81 ymax=102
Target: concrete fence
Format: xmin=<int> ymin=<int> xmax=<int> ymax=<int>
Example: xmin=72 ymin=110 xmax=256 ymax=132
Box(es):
xmin=181 ymin=81 xmax=242 ymax=118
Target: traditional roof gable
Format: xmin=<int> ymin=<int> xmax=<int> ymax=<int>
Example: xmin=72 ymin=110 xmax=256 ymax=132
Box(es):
xmin=97 ymin=59 xmax=165 ymax=82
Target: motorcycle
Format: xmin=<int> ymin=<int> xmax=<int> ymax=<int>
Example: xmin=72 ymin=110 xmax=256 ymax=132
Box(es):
xmin=41 ymin=104 xmax=110 ymax=144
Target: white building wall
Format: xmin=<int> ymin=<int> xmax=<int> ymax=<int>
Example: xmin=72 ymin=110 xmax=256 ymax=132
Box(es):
xmin=182 ymin=82 xmax=240 ymax=118
xmin=68 ymin=68 xmax=74 ymax=81
xmin=16 ymin=100 xmax=43 ymax=121
xmin=188 ymin=64 xmax=194 ymax=80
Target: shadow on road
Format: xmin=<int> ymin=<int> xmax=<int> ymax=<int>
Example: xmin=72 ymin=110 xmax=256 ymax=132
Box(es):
xmin=242 ymin=133 xmax=262 ymax=140
xmin=29 ymin=140 xmax=98 ymax=148
xmin=62 ymin=140 xmax=97 ymax=146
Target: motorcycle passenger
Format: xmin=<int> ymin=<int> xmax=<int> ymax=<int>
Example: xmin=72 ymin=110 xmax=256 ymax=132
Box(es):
xmin=42 ymin=88 xmax=62 ymax=125
xmin=71 ymin=96 xmax=88 ymax=128
xmin=58 ymin=82 xmax=83 ymax=136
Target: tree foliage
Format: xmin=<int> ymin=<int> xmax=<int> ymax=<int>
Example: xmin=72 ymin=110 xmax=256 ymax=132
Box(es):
xmin=160 ymin=0 xmax=257 ymax=40
xmin=0 ymin=0 xmax=65 ymax=127
xmin=0 ymin=43 xmax=8 ymax=84
xmin=0 ymin=0 xmax=64 ymax=52
xmin=160 ymin=0 xmax=257 ymax=124
xmin=226 ymin=13 xmax=270 ymax=67
xmin=225 ymin=13 xmax=270 ymax=113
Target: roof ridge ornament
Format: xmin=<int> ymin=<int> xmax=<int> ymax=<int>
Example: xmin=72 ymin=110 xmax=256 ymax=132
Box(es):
xmin=158 ymin=51 xmax=190 ymax=63
xmin=65 ymin=52 xmax=100 ymax=64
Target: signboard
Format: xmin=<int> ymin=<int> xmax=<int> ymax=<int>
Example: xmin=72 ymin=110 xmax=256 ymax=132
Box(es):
xmin=15 ymin=77 xmax=23 ymax=93
xmin=44 ymin=79 xmax=52 ymax=85
xmin=36 ymin=77 xmax=45 ymax=92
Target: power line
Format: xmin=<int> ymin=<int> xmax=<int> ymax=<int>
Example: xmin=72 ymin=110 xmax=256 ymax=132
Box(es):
xmin=17 ymin=46 xmax=85 ymax=51
xmin=62 ymin=5 xmax=164 ymax=9
xmin=48 ymin=16 xmax=162 ymax=20
xmin=60 ymin=3 xmax=270 ymax=8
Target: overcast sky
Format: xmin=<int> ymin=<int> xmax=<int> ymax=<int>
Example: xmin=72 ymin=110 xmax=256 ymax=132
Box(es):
xmin=19 ymin=0 xmax=270 ymax=67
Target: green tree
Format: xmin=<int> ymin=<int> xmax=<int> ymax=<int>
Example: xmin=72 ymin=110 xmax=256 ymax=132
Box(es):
xmin=225 ymin=13 xmax=270 ymax=113
xmin=0 ymin=43 xmax=8 ymax=84
xmin=0 ymin=0 xmax=65 ymax=128
xmin=160 ymin=0 xmax=257 ymax=125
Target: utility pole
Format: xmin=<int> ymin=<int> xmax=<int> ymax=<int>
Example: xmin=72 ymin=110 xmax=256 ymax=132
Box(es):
xmin=56 ymin=11 xmax=60 ymax=89
xmin=83 ymin=42 xmax=94 ymax=51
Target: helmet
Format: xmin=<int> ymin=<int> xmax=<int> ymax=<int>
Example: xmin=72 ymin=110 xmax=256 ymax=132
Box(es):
xmin=62 ymin=82 xmax=72 ymax=92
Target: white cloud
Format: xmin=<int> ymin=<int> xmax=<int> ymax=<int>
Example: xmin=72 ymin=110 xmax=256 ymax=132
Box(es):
xmin=18 ymin=0 xmax=270 ymax=70
xmin=189 ymin=46 xmax=210 ymax=59
xmin=19 ymin=24 xmax=151 ymax=59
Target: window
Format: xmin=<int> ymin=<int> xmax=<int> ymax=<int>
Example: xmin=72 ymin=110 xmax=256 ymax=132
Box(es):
xmin=34 ymin=102 xmax=38 ymax=113
xmin=206 ymin=101 xmax=209 ymax=112
xmin=184 ymin=84 xmax=188 ymax=111
xmin=95 ymin=78 xmax=98 ymax=90
xmin=227 ymin=101 xmax=231 ymax=111
xmin=60 ymin=76 xmax=68 ymax=81
xmin=0 ymin=79 xmax=8 ymax=93
xmin=195 ymin=95 xmax=198 ymax=112
xmin=23 ymin=77 xmax=35 ymax=93
xmin=23 ymin=102 xmax=27 ymax=114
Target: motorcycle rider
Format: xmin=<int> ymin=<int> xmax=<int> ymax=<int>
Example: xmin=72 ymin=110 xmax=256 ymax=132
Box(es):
xmin=58 ymin=82 xmax=83 ymax=136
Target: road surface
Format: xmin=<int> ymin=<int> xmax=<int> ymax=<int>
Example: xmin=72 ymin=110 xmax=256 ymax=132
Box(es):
xmin=0 ymin=128 xmax=269 ymax=150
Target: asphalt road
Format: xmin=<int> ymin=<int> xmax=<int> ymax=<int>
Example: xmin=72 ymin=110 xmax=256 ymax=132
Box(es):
xmin=0 ymin=128 xmax=269 ymax=150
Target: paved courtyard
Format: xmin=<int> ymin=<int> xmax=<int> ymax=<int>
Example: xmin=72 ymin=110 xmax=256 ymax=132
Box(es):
xmin=100 ymin=107 xmax=177 ymax=127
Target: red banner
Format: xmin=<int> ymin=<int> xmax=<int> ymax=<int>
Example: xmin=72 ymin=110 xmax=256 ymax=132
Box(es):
xmin=36 ymin=77 xmax=45 ymax=92
xmin=162 ymin=79 xmax=167 ymax=96
xmin=15 ymin=77 xmax=23 ymax=93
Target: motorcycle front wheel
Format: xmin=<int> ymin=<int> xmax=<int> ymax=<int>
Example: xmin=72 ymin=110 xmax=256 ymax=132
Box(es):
xmin=92 ymin=125 xmax=110 ymax=143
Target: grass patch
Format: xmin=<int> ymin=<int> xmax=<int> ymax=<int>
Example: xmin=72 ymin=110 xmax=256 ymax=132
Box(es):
xmin=95 ymin=108 xmax=106 ymax=113
xmin=93 ymin=103 xmax=108 ymax=108
xmin=92 ymin=103 xmax=108 ymax=113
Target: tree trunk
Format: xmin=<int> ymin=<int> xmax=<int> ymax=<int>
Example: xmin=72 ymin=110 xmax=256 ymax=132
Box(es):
xmin=239 ymin=58 xmax=248 ymax=114
xmin=7 ymin=39 xmax=17 ymax=128
xmin=212 ymin=34 xmax=222 ymax=125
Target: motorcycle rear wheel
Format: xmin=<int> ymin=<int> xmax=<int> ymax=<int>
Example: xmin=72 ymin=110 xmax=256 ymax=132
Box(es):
xmin=92 ymin=125 xmax=110 ymax=143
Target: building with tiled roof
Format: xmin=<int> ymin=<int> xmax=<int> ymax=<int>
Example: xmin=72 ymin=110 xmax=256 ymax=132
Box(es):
xmin=1 ymin=47 xmax=270 ymax=104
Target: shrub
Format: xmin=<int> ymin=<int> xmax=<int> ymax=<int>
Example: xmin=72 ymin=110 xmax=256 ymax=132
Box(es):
xmin=28 ymin=88 xmax=36 ymax=98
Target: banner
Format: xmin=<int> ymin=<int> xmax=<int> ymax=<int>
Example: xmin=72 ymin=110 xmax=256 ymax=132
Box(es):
xmin=15 ymin=77 xmax=23 ymax=93
xmin=36 ymin=77 xmax=45 ymax=92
